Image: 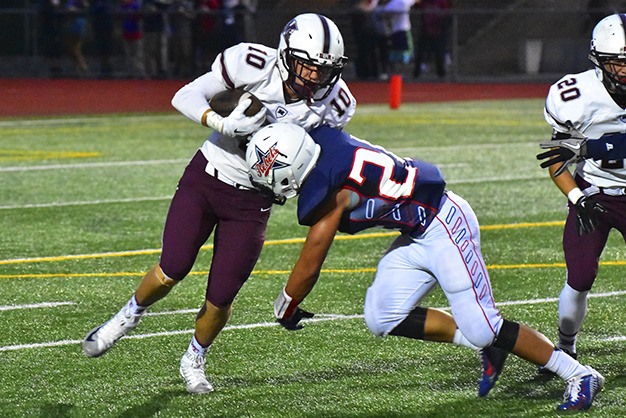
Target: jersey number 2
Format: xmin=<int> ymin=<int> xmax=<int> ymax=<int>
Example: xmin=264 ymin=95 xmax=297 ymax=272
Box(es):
xmin=348 ymin=148 xmax=416 ymax=199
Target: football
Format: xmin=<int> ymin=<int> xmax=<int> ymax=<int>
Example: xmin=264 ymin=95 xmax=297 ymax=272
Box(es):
xmin=209 ymin=88 xmax=264 ymax=117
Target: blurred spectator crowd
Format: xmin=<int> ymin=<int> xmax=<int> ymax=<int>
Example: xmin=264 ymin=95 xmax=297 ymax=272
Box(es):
xmin=351 ymin=0 xmax=451 ymax=81
xmin=37 ymin=0 xmax=456 ymax=81
xmin=38 ymin=0 xmax=254 ymax=79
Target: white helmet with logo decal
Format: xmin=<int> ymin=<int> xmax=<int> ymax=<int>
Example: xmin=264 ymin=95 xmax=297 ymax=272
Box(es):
xmin=246 ymin=123 xmax=320 ymax=205
xmin=589 ymin=13 xmax=626 ymax=95
xmin=277 ymin=13 xmax=348 ymax=101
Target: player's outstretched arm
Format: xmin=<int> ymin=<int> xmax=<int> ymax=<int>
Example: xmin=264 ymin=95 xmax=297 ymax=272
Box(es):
xmin=537 ymin=132 xmax=626 ymax=176
xmin=274 ymin=190 xmax=349 ymax=330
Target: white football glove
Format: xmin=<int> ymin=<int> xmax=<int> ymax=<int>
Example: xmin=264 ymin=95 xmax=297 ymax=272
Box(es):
xmin=220 ymin=98 xmax=267 ymax=137
xmin=274 ymin=287 xmax=314 ymax=331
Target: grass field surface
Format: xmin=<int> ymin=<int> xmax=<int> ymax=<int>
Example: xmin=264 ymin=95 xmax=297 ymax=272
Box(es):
xmin=0 ymin=99 xmax=624 ymax=417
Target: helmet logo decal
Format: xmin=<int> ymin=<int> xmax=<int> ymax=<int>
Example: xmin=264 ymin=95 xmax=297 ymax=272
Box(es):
xmin=282 ymin=18 xmax=298 ymax=46
xmin=251 ymin=141 xmax=289 ymax=177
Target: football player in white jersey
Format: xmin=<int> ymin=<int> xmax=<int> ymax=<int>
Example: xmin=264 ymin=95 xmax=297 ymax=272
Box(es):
xmin=541 ymin=13 xmax=626 ymax=365
xmin=82 ymin=13 xmax=356 ymax=394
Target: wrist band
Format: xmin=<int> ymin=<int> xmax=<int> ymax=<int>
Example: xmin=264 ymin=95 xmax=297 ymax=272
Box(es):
xmin=567 ymin=188 xmax=584 ymax=204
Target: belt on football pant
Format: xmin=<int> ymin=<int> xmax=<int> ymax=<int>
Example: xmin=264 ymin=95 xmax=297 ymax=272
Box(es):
xmin=205 ymin=159 xmax=253 ymax=190
xmin=585 ymin=185 xmax=626 ymax=196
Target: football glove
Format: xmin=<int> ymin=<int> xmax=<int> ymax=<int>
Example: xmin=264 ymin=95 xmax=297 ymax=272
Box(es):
xmin=573 ymin=194 xmax=607 ymax=235
xmin=277 ymin=307 xmax=315 ymax=331
xmin=274 ymin=287 xmax=315 ymax=331
xmin=205 ymin=98 xmax=266 ymax=137
xmin=537 ymin=137 xmax=588 ymax=177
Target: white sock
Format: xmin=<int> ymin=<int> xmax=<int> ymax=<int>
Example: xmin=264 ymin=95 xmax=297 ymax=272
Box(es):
xmin=187 ymin=335 xmax=209 ymax=357
xmin=452 ymin=329 xmax=479 ymax=350
xmin=543 ymin=349 xmax=588 ymax=381
xmin=558 ymin=283 xmax=588 ymax=353
xmin=127 ymin=294 xmax=148 ymax=316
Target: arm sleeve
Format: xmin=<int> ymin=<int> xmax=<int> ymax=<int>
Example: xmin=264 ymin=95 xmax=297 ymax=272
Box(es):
xmin=171 ymin=70 xmax=229 ymax=125
xmin=586 ymin=133 xmax=626 ymax=160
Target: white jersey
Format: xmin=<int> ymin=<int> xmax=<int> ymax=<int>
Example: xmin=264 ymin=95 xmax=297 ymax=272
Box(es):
xmin=172 ymin=42 xmax=357 ymax=188
xmin=544 ymin=69 xmax=626 ymax=188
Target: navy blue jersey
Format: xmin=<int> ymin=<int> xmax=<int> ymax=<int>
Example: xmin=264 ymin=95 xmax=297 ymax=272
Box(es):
xmin=298 ymin=126 xmax=446 ymax=237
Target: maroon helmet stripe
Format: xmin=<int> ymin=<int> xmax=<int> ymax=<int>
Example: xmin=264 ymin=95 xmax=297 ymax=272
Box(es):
xmin=220 ymin=53 xmax=235 ymax=89
xmin=317 ymin=14 xmax=330 ymax=54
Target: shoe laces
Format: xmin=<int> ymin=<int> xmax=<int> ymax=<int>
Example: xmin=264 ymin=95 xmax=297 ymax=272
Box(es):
xmin=182 ymin=353 xmax=208 ymax=380
xmin=480 ymin=350 xmax=494 ymax=377
xmin=100 ymin=307 xmax=137 ymax=339
xmin=563 ymin=375 xmax=584 ymax=403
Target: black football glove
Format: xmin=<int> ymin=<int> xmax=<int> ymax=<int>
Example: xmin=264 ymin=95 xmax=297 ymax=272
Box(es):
xmin=573 ymin=194 xmax=607 ymax=235
xmin=277 ymin=307 xmax=315 ymax=331
xmin=537 ymin=137 xmax=588 ymax=177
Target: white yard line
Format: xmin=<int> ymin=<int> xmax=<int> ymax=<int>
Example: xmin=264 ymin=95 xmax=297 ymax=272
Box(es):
xmin=0 ymin=159 xmax=187 ymax=173
xmin=0 ymin=114 xmax=181 ymax=128
xmin=0 ymin=301 xmax=75 ymax=312
xmin=0 ymin=173 xmax=543 ymax=211
xmin=0 ymin=292 xmax=623 ymax=352
xmin=0 ymin=196 xmax=172 ymax=210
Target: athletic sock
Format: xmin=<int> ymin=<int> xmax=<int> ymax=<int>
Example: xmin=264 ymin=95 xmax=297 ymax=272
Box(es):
xmin=127 ymin=294 xmax=148 ymax=316
xmin=543 ymin=349 xmax=588 ymax=381
xmin=557 ymin=284 xmax=588 ymax=353
xmin=188 ymin=335 xmax=209 ymax=357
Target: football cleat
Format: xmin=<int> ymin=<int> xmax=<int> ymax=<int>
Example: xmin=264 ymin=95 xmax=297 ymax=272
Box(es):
xmin=180 ymin=351 xmax=214 ymax=394
xmin=557 ymin=367 xmax=604 ymax=411
xmin=478 ymin=346 xmax=509 ymax=397
xmin=538 ymin=347 xmax=577 ymax=376
xmin=82 ymin=304 xmax=141 ymax=358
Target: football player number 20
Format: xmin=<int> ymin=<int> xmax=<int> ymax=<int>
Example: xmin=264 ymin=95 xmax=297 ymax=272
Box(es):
xmin=557 ymin=76 xmax=624 ymax=169
xmin=557 ymin=78 xmax=581 ymax=102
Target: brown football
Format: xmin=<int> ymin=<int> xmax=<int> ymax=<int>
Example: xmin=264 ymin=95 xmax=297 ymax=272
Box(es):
xmin=209 ymin=88 xmax=264 ymax=117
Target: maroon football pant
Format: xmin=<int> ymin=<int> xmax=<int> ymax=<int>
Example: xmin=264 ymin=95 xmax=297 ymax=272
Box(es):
xmin=563 ymin=190 xmax=626 ymax=292
xmin=159 ymin=151 xmax=272 ymax=308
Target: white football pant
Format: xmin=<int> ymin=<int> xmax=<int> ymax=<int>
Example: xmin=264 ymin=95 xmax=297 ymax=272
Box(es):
xmin=364 ymin=191 xmax=503 ymax=348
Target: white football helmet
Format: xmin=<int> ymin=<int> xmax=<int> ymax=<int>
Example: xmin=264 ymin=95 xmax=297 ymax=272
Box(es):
xmin=589 ymin=13 xmax=626 ymax=95
xmin=277 ymin=13 xmax=348 ymax=101
xmin=246 ymin=123 xmax=321 ymax=205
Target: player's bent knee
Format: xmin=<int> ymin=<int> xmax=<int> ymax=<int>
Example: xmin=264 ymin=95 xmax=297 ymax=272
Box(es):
xmin=364 ymin=308 xmax=386 ymax=337
xmin=159 ymin=273 xmax=178 ymax=288
xmin=457 ymin=322 xmax=498 ymax=348
xmin=156 ymin=264 xmax=181 ymax=287
xmin=364 ymin=289 xmax=393 ymax=337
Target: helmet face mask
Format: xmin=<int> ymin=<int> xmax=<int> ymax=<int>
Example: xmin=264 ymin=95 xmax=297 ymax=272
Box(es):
xmin=246 ymin=123 xmax=321 ymax=205
xmin=589 ymin=14 xmax=626 ymax=95
xmin=277 ymin=13 xmax=348 ymax=101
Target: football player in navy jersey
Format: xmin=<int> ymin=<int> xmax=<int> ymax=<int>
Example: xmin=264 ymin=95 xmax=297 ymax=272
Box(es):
xmin=538 ymin=13 xmax=626 ymax=367
xmin=246 ymin=123 xmax=605 ymax=412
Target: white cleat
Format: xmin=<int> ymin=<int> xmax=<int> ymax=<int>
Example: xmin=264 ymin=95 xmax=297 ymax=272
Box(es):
xmin=180 ymin=351 xmax=214 ymax=394
xmin=82 ymin=305 xmax=141 ymax=358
